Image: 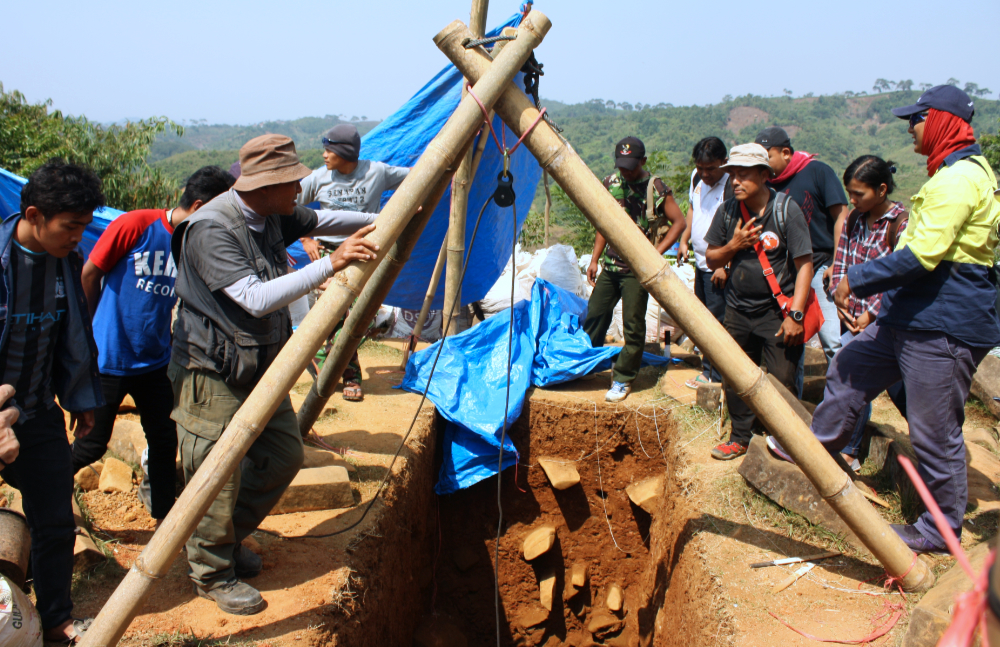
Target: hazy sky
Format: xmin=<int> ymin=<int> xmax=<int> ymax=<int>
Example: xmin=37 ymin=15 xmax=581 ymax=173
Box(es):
xmin=2 ymin=0 xmax=997 ymax=125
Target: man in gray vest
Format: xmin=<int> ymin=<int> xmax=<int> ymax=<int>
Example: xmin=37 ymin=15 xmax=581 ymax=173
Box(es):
xmin=169 ymin=134 xmax=380 ymax=615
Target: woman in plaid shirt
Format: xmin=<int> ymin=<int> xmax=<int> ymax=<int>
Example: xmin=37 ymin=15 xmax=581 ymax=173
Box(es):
xmin=830 ymin=155 xmax=908 ymax=469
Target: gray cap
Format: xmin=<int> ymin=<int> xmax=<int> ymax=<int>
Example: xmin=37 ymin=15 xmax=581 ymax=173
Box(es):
xmin=322 ymin=124 xmax=361 ymax=162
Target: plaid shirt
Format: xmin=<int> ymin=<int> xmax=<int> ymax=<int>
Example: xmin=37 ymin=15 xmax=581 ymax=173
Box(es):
xmin=831 ymin=201 xmax=908 ymax=318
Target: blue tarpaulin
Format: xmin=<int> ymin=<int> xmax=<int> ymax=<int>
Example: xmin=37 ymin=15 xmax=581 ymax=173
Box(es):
xmin=0 ymin=9 xmax=541 ymax=304
xmin=401 ymin=278 xmax=669 ymax=495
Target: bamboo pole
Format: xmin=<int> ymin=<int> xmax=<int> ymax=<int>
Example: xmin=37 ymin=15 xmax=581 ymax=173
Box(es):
xmin=542 ymin=170 xmax=551 ymax=247
xmin=443 ymin=0 xmax=489 ymax=337
xmin=297 ymin=134 xmax=476 ymax=435
xmin=78 ymin=15 xmax=551 ymax=646
xmin=436 ymin=21 xmax=935 ymax=593
xmin=400 ymin=238 xmax=448 ymax=369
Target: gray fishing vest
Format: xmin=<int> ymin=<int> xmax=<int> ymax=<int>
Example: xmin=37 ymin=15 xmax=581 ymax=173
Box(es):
xmin=171 ymin=193 xmax=292 ymax=388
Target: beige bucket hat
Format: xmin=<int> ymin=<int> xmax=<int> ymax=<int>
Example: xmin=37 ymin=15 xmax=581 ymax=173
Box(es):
xmin=232 ymin=134 xmax=312 ymax=191
xmin=722 ymin=143 xmax=772 ymax=171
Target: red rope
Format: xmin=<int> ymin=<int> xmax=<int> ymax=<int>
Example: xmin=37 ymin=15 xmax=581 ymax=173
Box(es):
xmin=769 ymin=607 xmax=903 ymax=645
xmin=465 ymin=84 xmax=548 ymax=159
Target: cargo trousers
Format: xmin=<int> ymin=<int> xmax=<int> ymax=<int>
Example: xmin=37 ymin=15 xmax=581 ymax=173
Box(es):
xmin=167 ymin=362 xmax=304 ymax=590
xmin=583 ymin=269 xmax=649 ymax=384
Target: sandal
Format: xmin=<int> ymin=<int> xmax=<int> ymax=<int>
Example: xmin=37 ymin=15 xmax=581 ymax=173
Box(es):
xmin=45 ymin=618 xmax=93 ymax=644
xmin=343 ymin=382 xmax=363 ymax=402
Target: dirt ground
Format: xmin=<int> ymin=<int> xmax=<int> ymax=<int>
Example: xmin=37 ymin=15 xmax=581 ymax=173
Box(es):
xmin=23 ymin=338 xmax=997 ymax=646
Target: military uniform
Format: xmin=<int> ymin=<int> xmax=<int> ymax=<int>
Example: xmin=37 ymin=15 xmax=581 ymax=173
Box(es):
xmin=583 ymin=169 xmax=672 ymax=384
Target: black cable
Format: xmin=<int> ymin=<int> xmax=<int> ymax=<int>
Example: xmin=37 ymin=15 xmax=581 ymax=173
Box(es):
xmin=257 ymin=195 xmax=500 ymax=541
xmin=493 ymin=199 xmax=517 ymax=647
xmin=463 ymin=34 xmax=517 ymax=49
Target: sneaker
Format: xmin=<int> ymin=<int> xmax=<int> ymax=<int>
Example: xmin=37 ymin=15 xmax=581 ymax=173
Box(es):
xmin=234 ymin=542 xmax=263 ymax=579
xmin=137 ymin=447 xmax=153 ymax=515
xmin=711 ymin=441 xmax=748 ymax=460
xmin=605 ymin=381 xmax=632 ymax=403
xmin=766 ymin=436 xmax=796 ymax=464
xmin=685 ymin=374 xmax=710 ymax=390
xmin=890 ymin=524 xmax=948 ymax=555
xmin=194 ymin=578 xmax=266 ymax=616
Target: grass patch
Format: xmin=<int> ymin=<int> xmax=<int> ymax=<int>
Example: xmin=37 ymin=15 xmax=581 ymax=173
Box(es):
xmin=138 ymin=631 xmax=271 ymax=647
xmin=358 ymin=338 xmax=402 ymax=360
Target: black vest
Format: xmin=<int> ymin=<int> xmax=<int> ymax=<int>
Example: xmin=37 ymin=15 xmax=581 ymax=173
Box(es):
xmin=171 ymin=193 xmax=292 ymax=387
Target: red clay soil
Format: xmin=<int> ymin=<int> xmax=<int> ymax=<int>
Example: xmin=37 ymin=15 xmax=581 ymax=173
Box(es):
xmin=426 ymin=391 xmax=717 ymax=647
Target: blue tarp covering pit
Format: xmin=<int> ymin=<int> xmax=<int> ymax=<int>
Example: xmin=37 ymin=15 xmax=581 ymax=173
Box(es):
xmin=401 ymin=278 xmax=668 ymax=495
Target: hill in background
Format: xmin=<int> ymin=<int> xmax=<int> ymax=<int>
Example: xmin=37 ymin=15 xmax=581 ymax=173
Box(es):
xmin=151 ymin=91 xmax=1000 ymax=252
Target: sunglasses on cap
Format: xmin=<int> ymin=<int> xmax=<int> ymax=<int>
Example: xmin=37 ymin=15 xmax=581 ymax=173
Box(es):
xmin=321 ymin=137 xmax=350 ymax=147
xmin=909 ymin=112 xmax=928 ymax=128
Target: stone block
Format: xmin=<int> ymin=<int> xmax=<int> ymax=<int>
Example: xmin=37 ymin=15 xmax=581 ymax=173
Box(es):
xmin=75 ymin=462 xmax=103 ymax=491
xmin=971 ymin=353 xmax=1000 ymax=419
xmin=901 ymin=541 xmax=992 ymax=647
xmin=515 ymin=606 xmax=549 ymax=629
xmin=99 ymin=457 xmax=134 ymax=493
xmin=800 ymin=375 xmax=826 ymax=402
xmin=766 ymin=374 xmax=812 ymax=425
xmin=539 ymin=570 xmax=556 ymax=610
xmin=302 ymin=446 xmax=357 ymax=472
xmin=523 ymin=526 xmax=556 ymax=561
xmin=696 ymin=383 xmax=722 ymax=412
xmin=118 ymin=394 xmax=137 ymax=413
xmin=74 ymin=533 xmax=104 ymax=570
xmin=109 ymin=420 xmax=145 ymax=465
xmin=606 ymin=584 xmax=623 ymax=612
xmin=626 ymin=475 xmax=662 ymax=514
xmin=966 ymin=427 xmax=999 ymax=453
xmin=966 ymin=441 xmax=1000 ymax=512
xmin=272 ymin=466 xmax=354 ymax=514
xmin=538 ymin=456 xmax=580 ymax=490
xmin=71 ymin=498 xmax=86 ymax=527
xmin=804 ymin=346 xmax=828 ymax=377
xmin=587 ymin=612 xmax=622 ymax=635
xmin=738 ymin=436 xmax=862 ymax=548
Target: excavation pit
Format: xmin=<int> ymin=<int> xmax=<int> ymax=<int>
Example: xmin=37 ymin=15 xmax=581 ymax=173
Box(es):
xmin=412 ymin=389 xmax=719 ymax=647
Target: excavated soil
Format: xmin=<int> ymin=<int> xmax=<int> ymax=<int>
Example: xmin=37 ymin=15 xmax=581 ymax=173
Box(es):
xmin=425 ymin=390 xmax=717 ymax=647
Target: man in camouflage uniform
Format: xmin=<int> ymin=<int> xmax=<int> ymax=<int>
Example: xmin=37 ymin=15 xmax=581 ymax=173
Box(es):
xmin=584 ymin=136 xmax=687 ymax=402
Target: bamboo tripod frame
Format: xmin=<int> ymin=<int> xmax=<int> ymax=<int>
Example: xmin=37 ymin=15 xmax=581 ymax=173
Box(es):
xmin=77 ymin=13 xmax=551 ymax=646
xmin=435 ymin=17 xmax=934 ymax=593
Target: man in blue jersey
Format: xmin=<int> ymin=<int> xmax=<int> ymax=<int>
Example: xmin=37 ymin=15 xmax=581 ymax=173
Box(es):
xmin=75 ymin=166 xmax=235 ymax=523
xmin=0 ymin=159 xmax=106 ymax=643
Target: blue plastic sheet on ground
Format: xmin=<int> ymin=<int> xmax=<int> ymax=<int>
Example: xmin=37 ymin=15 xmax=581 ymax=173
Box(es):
xmin=400 ymin=278 xmax=668 ymax=494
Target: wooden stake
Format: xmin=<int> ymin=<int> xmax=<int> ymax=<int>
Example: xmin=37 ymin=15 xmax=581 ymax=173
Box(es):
xmin=436 ymin=19 xmax=934 ymax=594
xmin=78 ymin=14 xmax=550 ymax=646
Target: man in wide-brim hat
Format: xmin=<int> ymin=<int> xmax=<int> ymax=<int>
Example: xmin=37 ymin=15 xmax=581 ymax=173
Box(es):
xmin=169 ymin=134 xmax=382 ymax=614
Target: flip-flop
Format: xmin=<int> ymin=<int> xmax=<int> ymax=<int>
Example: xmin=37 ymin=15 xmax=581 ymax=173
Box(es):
xmin=46 ymin=618 xmax=93 ymax=644
xmin=685 ymin=375 xmax=710 ymax=389
xmin=343 ymin=382 xmax=363 ymax=402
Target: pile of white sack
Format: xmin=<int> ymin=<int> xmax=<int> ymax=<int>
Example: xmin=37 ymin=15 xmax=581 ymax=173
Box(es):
xmin=0 ymin=575 xmax=43 ymax=647
xmin=378 ymin=244 xmax=698 ymax=344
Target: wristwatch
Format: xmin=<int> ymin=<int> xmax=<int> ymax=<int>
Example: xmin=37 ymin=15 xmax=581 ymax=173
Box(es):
xmin=789 ymin=310 xmax=805 ymax=323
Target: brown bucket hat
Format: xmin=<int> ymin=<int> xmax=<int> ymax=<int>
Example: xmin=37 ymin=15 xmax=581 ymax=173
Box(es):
xmin=232 ymin=134 xmax=312 ymax=191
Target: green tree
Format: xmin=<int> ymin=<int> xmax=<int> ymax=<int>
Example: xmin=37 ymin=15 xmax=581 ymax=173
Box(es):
xmin=0 ymin=83 xmax=182 ymax=211
xmin=982 ymin=119 xmax=1000 ymax=175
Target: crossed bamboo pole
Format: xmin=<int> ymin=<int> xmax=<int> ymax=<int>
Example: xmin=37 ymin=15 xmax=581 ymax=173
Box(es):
xmin=77 ymin=13 xmax=551 ymax=646
xmin=435 ymin=18 xmax=934 ymax=592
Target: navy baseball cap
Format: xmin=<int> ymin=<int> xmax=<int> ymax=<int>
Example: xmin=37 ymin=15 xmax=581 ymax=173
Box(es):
xmin=614 ymin=137 xmax=645 ymax=170
xmin=891 ymin=85 xmax=975 ymax=122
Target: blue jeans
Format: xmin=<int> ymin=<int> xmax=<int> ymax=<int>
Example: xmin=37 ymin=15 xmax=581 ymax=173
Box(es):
xmin=811 ymin=322 xmax=987 ymax=545
xmin=795 ymin=264 xmax=843 ymax=397
xmin=694 ymin=268 xmax=726 ymax=382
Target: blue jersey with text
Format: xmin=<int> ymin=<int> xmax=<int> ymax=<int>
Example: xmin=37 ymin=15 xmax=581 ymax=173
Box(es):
xmin=90 ymin=209 xmax=177 ymax=375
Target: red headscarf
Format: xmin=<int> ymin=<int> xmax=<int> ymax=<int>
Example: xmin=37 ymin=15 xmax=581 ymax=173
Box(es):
xmin=922 ymin=108 xmax=977 ymax=177
xmin=769 ymin=151 xmax=816 ymax=184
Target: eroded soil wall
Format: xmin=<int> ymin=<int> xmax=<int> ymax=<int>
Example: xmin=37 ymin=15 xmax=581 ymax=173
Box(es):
xmin=426 ymin=395 xmax=718 ymax=646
